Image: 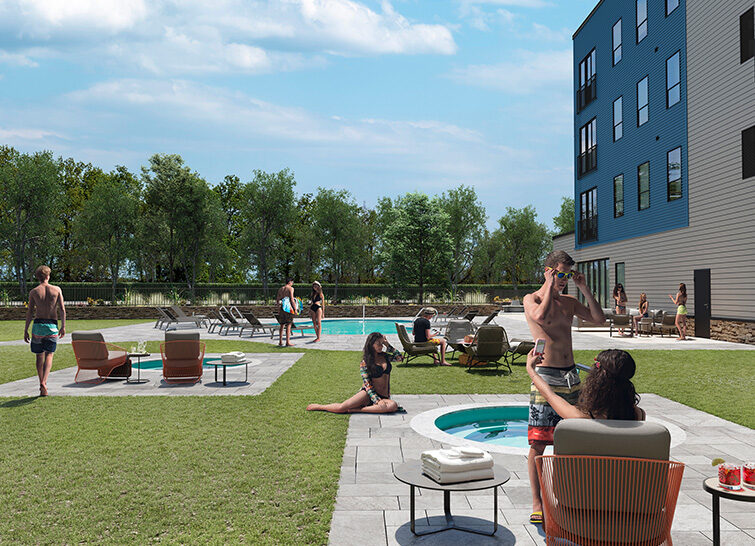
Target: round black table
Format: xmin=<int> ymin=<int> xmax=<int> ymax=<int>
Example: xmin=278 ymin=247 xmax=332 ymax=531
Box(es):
xmin=393 ymin=460 xmax=510 ymax=536
xmin=127 ymin=352 xmax=150 ymax=384
xmin=703 ymin=477 xmax=755 ymax=545
xmin=206 ymin=358 xmax=249 ymax=386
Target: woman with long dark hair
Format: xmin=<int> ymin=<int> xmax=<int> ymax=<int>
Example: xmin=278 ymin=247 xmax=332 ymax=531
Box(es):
xmin=526 ymin=349 xmax=645 ymax=421
xmin=612 ymin=283 xmax=628 ymax=335
xmin=309 ymin=281 xmax=324 ymax=342
xmin=669 ymin=283 xmax=688 ymax=340
xmin=306 ymin=332 xmax=403 ymax=413
xmin=632 ymin=292 xmax=649 ymax=333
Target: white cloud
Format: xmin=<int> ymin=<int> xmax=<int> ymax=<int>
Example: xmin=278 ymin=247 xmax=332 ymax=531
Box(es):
xmin=0 ymin=50 xmax=38 ymax=67
xmin=461 ymin=0 xmax=551 ymax=6
xmin=447 ymin=49 xmax=572 ymax=94
xmin=0 ymin=126 xmax=64 ymax=140
xmin=8 ymin=0 xmax=148 ymax=34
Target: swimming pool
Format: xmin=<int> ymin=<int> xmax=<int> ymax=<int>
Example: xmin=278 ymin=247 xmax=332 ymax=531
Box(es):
xmin=309 ymin=318 xmax=413 ymax=336
xmin=137 ymin=357 xmax=230 ymax=370
xmin=435 ymin=406 xmax=530 ymax=449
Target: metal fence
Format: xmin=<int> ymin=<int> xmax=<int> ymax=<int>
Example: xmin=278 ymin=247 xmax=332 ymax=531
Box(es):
xmin=0 ymin=282 xmax=539 ymax=306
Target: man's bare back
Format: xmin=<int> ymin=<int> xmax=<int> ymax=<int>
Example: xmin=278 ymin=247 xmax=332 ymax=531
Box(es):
xmin=29 ymin=283 xmax=64 ymax=322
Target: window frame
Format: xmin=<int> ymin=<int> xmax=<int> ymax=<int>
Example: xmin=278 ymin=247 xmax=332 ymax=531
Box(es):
xmin=636 ymin=0 xmax=648 ymax=43
xmin=615 ymin=262 xmax=625 ymax=290
xmin=741 ymin=7 xmax=755 ymax=64
xmin=666 ymin=0 xmax=679 ymax=16
xmin=667 ymin=146 xmax=682 ymax=201
xmin=743 ymin=125 xmax=755 ymax=179
xmin=614 ymin=173 xmax=624 ymax=218
xmin=613 ymin=96 xmax=623 ymax=141
xmin=577 ymin=49 xmax=597 ymax=112
xmin=638 ymin=161 xmax=650 ymax=210
xmin=579 ymin=187 xmax=598 ymax=243
xmin=578 ymin=118 xmax=598 ymax=178
xmin=637 ymin=76 xmax=649 ymax=127
xmin=666 ymin=51 xmax=681 ymax=108
xmin=612 ymin=19 xmax=622 ymax=65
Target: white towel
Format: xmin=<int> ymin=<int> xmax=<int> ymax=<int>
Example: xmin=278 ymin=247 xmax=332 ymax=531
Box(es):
xmin=420 ymin=448 xmax=493 ymax=473
xmin=422 ymin=466 xmax=495 ymax=484
xmin=221 ymin=351 xmax=245 ymax=363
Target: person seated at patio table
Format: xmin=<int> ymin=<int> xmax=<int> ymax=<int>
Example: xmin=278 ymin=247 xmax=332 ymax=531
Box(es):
xmin=413 ymin=308 xmax=450 ymax=366
xmin=306 ymin=332 xmax=403 ymax=414
xmin=632 ymin=293 xmax=650 ymax=333
xmin=526 ymin=348 xmax=645 ymax=421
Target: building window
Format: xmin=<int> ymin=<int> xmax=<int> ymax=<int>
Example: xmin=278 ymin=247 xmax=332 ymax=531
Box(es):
xmin=615 ymin=262 xmax=625 ymax=289
xmin=666 ymin=0 xmax=679 ymax=16
xmin=579 ymin=187 xmax=598 ymax=243
xmin=637 ymin=76 xmax=649 ymax=126
xmin=667 ymin=147 xmax=682 ymax=201
xmin=742 ymin=7 xmax=755 ymax=63
xmin=637 ymin=0 xmax=648 ymax=43
xmin=577 ymin=49 xmax=597 ymax=112
xmin=578 ymin=118 xmax=597 ymax=178
xmin=638 ymin=161 xmax=650 ymax=210
xmin=743 ymin=125 xmax=755 ymax=179
xmin=666 ymin=52 xmax=681 ymax=108
xmin=614 ymin=174 xmax=624 ymax=217
xmin=613 ymin=97 xmax=623 ymax=141
xmin=577 ymin=258 xmax=609 ymax=307
xmin=613 ymin=19 xmax=622 ymax=65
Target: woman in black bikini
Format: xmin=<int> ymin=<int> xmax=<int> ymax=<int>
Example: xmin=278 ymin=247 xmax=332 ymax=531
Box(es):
xmin=306 ymin=332 xmax=403 ymax=414
xmin=632 ymin=292 xmax=649 ymax=333
xmin=612 ymin=283 xmax=628 ymax=335
xmin=309 ymin=281 xmax=324 ymax=342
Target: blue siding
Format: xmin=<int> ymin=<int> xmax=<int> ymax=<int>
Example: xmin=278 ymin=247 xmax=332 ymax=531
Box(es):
xmin=573 ymin=0 xmax=689 ymax=249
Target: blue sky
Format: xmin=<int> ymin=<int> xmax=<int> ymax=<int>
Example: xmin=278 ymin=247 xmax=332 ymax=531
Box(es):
xmin=0 ymin=0 xmax=598 ymax=229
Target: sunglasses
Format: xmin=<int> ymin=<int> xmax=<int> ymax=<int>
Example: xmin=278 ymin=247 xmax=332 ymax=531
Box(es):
xmin=545 ymin=266 xmax=574 ymax=279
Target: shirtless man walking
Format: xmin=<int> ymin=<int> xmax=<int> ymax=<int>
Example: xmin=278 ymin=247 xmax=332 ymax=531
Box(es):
xmin=276 ymin=279 xmax=297 ymax=347
xmin=24 ymin=265 xmax=66 ymax=396
xmin=522 ymin=250 xmax=604 ymax=524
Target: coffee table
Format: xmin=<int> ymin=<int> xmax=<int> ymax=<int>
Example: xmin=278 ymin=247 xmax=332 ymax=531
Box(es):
xmin=702 ymin=477 xmax=755 ymax=545
xmin=393 ymin=460 xmax=510 ymax=536
xmin=127 ymin=352 xmax=151 ymax=384
xmin=205 ymin=358 xmax=249 ymax=386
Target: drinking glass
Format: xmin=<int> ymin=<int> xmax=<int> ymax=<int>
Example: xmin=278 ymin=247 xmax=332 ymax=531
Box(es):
xmin=137 ymin=339 xmax=147 ymax=354
xmin=718 ymin=463 xmax=742 ymax=491
xmin=743 ymin=462 xmax=755 ymax=490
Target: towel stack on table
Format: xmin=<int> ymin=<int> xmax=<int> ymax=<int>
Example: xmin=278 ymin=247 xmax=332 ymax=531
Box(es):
xmin=221 ymin=351 xmax=246 ymax=363
xmin=420 ymin=447 xmax=494 ymax=484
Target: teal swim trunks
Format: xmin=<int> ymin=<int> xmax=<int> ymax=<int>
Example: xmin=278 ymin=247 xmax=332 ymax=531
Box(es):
xmin=30 ymin=319 xmax=58 ymax=354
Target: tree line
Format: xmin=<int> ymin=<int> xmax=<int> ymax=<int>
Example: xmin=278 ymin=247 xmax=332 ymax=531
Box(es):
xmin=0 ymin=146 xmax=574 ymax=302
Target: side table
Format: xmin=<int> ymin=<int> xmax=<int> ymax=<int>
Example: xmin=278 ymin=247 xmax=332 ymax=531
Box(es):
xmin=127 ymin=352 xmax=151 ymax=384
xmin=702 ymin=477 xmax=755 ymax=545
xmin=393 ymin=460 xmax=510 ymax=536
xmin=205 ymin=359 xmax=249 ymax=386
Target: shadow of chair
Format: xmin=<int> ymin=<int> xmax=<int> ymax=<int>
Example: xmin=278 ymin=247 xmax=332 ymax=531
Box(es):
xmin=536 ymin=419 xmax=685 ymax=546
xmin=71 ymin=331 xmax=131 ymax=383
xmin=160 ymin=331 xmax=205 ymax=384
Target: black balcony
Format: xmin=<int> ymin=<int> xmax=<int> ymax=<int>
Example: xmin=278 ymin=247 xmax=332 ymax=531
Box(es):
xmin=578 ymin=215 xmax=598 ymax=243
xmin=577 ymin=76 xmax=596 ymax=112
xmin=577 ymin=145 xmax=597 ymax=178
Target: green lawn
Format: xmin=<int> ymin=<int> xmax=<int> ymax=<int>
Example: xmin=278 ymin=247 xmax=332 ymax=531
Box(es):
xmin=0 ymin=319 xmax=150 ymax=342
xmin=0 ymin=325 xmax=753 ymax=543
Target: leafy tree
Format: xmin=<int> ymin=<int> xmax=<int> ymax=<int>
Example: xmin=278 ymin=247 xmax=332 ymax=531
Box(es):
xmin=75 ymin=166 xmax=139 ymax=299
xmin=288 ymin=193 xmax=322 ymax=283
xmin=441 ymin=185 xmax=486 ymax=293
xmin=356 ymin=205 xmax=380 ymax=283
xmin=498 ymin=206 xmax=551 ymax=296
xmin=552 ymin=196 xmax=575 ymax=235
xmin=311 ymin=188 xmax=362 ymax=299
xmin=471 ymin=228 xmax=505 ymax=284
xmin=0 ymin=147 xmax=62 ymax=295
xmin=381 ymin=192 xmax=452 ymax=303
xmin=240 ymin=169 xmax=297 ymax=295
xmin=212 ymin=174 xmax=245 ymax=282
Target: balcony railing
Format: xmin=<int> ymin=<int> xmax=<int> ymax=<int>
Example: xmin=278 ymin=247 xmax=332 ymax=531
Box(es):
xmin=577 ymin=76 xmax=597 ymax=112
xmin=577 ymin=145 xmax=597 ymax=178
xmin=578 ymin=215 xmax=598 ymax=243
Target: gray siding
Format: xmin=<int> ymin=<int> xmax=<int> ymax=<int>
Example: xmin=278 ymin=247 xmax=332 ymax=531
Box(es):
xmin=558 ymin=0 xmax=755 ymax=321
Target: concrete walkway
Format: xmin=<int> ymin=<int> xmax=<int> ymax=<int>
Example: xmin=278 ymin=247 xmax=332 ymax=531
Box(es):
xmin=329 ymin=394 xmax=755 ymax=545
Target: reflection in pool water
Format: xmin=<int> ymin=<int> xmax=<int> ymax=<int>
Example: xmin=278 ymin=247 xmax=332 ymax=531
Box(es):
xmin=435 ymin=405 xmax=530 ymax=449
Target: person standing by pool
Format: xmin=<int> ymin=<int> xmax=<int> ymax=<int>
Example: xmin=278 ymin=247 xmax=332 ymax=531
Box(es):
xmin=612 ymin=283 xmax=628 ymax=336
xmin=309 ymin=281 xmax=324 ymax=343
xmin=276 ymin=279 xmax=297 ymax=347
xmin=306 ymin=332 xmax=403 ymax=413
xmin=523 ymin=250 xmax=605 ymax=525
xmin=669 ymin=283 xmax=688 ymax=340
xmin=413 ymin=308 xmax=450 ymax=366
xmin=24 ymin=265 xmax=66 ymax=396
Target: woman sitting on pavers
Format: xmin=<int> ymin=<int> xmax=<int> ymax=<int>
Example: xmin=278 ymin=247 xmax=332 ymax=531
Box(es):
xmin=306 ymin=332 xmax=404 ymax=414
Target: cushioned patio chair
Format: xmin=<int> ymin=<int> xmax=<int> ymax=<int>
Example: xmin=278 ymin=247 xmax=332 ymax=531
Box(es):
xmin=536 ymin=419 xmax=685 ymax=546
xmin=71 ymin=331 xmax=131 ymax=383
xmin=443 ymin=319 xmax=475 ymax=359
xmin=658 ymin=313 xmax=679 ymax=337
xmin=462 ymin=325 xmax=512 ymax=373
xmin=160 ymin=331 xmax=205 ymax=383
xmin=610 ymin=314 xmax=633 ymax=337
xmin=395 ymin=323 xmax=439 ymax=364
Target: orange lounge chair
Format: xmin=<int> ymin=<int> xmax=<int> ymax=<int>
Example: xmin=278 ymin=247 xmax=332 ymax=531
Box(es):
xmin=71 ymin=331 xmax=130 ymax=383
xmin=160 ymin=331 xmax=205 ymax=383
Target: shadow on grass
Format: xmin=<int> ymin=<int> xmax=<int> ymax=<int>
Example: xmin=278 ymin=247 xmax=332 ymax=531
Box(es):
xmin=465 ymin=368 xmax=511 ymax=377
xmin=0 ymin=397 xmax=39 ymax=408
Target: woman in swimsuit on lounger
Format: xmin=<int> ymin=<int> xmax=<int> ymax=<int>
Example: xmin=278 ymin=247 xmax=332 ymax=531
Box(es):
xmin=526 ymin=348 xmax=645 ymax=421
xmin=306 ymin=332 xmax=403 ymax=414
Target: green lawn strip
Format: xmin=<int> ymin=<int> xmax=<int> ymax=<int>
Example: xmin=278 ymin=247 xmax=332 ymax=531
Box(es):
xmin=0 ymin=349 xmax=357 ymax=544
xmin=0 ymin=319 xmax=152 ymax=342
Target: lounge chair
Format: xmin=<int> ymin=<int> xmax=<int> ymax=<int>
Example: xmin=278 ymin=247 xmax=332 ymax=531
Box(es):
xmin=412 ymin=307 xmax=438 ymax=321
xmin=160 ymin=331 xmax=205 ymax=383
xmin=273 ymin=311 xmax=315 ymax=337
xmin=462 ymin=325 xmax=512 ymax=373
xmin=460 ymin=310 xmax=478 ymax=322
xmin=434 ymin=305 xmax=461 ymax=323
xmin=154 ymin=307 xmax=175 ymax=329
xmin=206 ymin=308 xmax=227 ymax=334
xmin=170 ymin=305 xmax=207 ymax=327
xmin=658 ymin=313 xmax=678 ymax=337
xmin=217 ymin=309 xmax=246 ymax=335
xmin=71 ymin=331 xmax=131 ymax=383
xmin=443 ymin=319 xmax=475 ymax=359
xmin=160 ymin=307 xmax=204 ymax=330
xmin=239 ymin=311 xmax=277 ymax=338
xmin=506 ymin=338 xmax=535 ymax=365
xmin=395 ymin=323 xmax=439 ymax=364
xmin=610 ymin=314 xmax=633 ymax=337
xmin=536 ymin=419 xmax=685 ymax=546
xmin=473 ymin=310 xmax=499 ymax=331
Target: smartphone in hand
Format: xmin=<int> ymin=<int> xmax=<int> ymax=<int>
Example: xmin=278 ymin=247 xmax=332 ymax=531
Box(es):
xmin=534 ymin=338 xmax=546 ymax=355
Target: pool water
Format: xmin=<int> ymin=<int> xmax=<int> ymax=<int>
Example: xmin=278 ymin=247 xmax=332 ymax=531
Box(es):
xmin=137 ymin=357 xmax=224 ymax=370
xmin=311 ymin=319 xmax=413 ymax=336
xmin=435 ymin=406 xmax=530 ymax=449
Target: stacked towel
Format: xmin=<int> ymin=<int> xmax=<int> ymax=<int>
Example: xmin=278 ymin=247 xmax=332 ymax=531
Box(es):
xmin=221 ymin=351 xmax=246 ymax=363
xmin=420 ymin=447 xmax=494 ymax=484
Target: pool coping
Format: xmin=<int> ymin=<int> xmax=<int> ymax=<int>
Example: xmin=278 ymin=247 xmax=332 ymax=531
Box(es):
xmin=410 ymin=402 xmax=687 ymax=455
